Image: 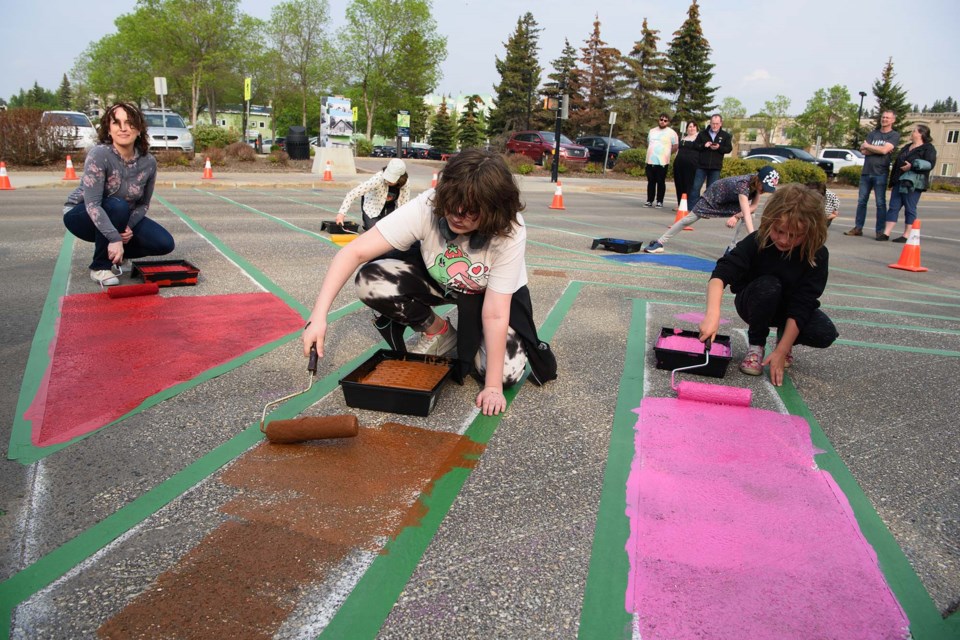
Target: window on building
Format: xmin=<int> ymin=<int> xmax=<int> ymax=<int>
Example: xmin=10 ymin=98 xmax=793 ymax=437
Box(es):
xmin=947 ymin=130 xmax=959 ymax=144
xmin=217 ymin=119 xmax=227 ymax=126
xmin=259 ymin=122 xmax=265 ymax=128
xmin=941 ymin=163 xmax=954 ymax=177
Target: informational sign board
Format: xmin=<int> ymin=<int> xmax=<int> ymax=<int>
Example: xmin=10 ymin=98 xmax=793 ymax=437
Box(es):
xmin=320 ymin=96 xmax=354 ymax=148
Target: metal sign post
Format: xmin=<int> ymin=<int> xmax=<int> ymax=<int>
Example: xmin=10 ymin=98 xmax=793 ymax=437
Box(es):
xmin=603 ymin=111 xmax=617 ymax=174
xmin=551 ymin=80 xmax=567 ymax=183
xmin=154 ymin=77 xmax=168 ymax=151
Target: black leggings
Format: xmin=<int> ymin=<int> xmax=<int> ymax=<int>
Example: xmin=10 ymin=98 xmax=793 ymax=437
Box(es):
xmin=734 ymin=275 xmax=838 ymax=348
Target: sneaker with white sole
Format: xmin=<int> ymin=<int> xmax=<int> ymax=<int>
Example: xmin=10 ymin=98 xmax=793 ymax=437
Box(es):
xmin=642 ymin=241 xmax=664 ymax=254
xmin=90 ymin=269 xmax=119 ymax=286
xmin=408 ymin=318 xmax=458 ymax=356
xmin=739 ymin=346 xmax=764 ymax=376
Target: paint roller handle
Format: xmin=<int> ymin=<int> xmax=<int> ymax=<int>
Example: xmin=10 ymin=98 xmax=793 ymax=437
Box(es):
xmin=307 ymin=344 xmax=319 ymax=376
xmin=702 ymin=337 xmax=712 ymax=353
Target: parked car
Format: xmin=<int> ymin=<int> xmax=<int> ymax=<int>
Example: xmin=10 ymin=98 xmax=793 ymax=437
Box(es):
xmin=402 ymin=143 xmax=431 ymax=159
xmin=746 ymin=146 xmax=833 ymax=175
xmin=742 ymin=153 xmax=787 ymax=164
xmin=142 ymin=110 xmax=195 ymax=157
xmin=40 ymin=111 xmax=98 ymax=151
xmin=505 ymin=131 xmax=589 ymax=166
xmin=371 ymin=145 xmax=396 ymax=157
xmin=818 ymin=148 xmax=864 ymax=173
xmin=575 ymin=135 xmax=632 ymax=167
xmin=426 ymin=147 xmax=457 ymax=161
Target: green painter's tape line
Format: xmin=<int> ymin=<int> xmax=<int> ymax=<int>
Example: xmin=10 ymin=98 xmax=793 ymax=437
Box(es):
xmin=577 ymin=298 xmax=646 ymax=639
xmin=7 ymin=233 xmax=75 ymax=462
xmin=317 ymin=282 xmax=579 ymax=639
xmin=834 ymin=339 xmax=960 ymax=358
xmin=0 ymin=347 xmax=379 ymax=640
xmin=193 ymin=190 xmax=336 ymax=246
xmin=775 ymin=378 xmax=953 ymax=640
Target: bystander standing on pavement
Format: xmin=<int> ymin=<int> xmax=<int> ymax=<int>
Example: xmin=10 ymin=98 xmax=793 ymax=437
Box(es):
xmin=644 ymin=113 xmax=679 ymax=209
xmin=845 ymin=110 xmax=899 ymax=239
xmin=673 ymin=121 xmax=700 ymax=206
xmin=689 ymin=114 xmax=733 ymax=210
xmin=882 ymin=124 xmax=936 ymax=242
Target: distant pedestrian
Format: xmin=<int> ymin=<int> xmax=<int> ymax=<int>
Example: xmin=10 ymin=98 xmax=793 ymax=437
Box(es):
xmin=844 ymin=110 xmax=899 ymax=238
xmin=882 ymin=124 xmax=936 ymax=242
xmin=643 ymin=166 xmax=779 ymax=254
xmin=62 ymin=102 xmax=174 ymax=287
xmin=673 ymin=121 xmax=700 ymax=206
xmin=689 ymin=114 xmax=733 ymax=209
xmin=335 ymin=158 xmax=410 ymax=230
xmin=644 ymin=113 xmax=679 ymax=209
xmin=699 ymin=183 xmax=838 ymax=386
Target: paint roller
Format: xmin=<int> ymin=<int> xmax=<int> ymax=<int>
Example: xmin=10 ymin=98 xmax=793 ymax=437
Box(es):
xmin=671 ymin=338 xmax=752 ymax=407
xmin=259 ymin=345 xmax=360 ymax=443
xmin=98 ymin=265 xmax=160 ymax=299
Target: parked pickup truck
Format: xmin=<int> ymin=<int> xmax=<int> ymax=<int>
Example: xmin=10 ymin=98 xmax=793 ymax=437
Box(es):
xmin=818 ymin=148 xmax=865 ymax=174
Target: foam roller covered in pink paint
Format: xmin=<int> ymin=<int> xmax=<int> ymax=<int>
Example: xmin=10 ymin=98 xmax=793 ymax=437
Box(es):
xmin=675 ymin=380 xmax=752 ymax=406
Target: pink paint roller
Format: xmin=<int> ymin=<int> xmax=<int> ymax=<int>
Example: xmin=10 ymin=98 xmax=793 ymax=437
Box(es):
xmin=671 ymin=338 xmax=752 ymax=406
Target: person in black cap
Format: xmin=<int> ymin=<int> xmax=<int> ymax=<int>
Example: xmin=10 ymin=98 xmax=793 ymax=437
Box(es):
xmin=644 ymin=166 xmax=780 ymax=254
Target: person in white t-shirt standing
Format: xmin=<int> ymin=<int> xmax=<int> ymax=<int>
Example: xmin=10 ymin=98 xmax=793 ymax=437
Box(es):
xmin=644 ymin=113 xmax=679 ymax=209
xmin=303 ymin=149 xmax=556 ymax=416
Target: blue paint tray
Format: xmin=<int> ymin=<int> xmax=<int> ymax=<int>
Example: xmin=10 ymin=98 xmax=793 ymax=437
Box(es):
xmin=591 ymin=237 xmax=643 ymax=254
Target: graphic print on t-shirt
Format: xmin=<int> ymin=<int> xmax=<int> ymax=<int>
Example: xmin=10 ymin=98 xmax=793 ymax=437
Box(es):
xmin=428 ymin=243 xmax=489 ymax=294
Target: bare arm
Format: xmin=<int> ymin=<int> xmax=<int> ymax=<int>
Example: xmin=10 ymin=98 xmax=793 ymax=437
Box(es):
xmin=699 ymin=277 xmax=726 ymax=343
xmin=860 ymin=141 xmax=894 ymax=155
xmin=303 ymin=228 xmax=394 ymax=357
xmin=764 ymin=318 xmax=799 ymax=386
xmin=476 ymin=289 xmax=512 ymax=416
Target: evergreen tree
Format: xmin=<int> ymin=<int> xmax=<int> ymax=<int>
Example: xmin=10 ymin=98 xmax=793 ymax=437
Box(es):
xmin=408 ymin=100 xmax=433 ymax=143
xmin=929 ymin=97 xmax=957 ymax=113
xmin=487 ymin=12 xmax=542 ymax=135
xmin=870 ymin=57 xmax=911 ymax=137
xmin=429 ymin=97 xmax=458 ymax=151
xmin=619 ymin=17 xmax=669 ymax=144
xmin=57 ymin=74 xmax=72 ymax=110
xmin=534 ymin=38 xmax=577 ymax=134
xmin=664 ymin=1 xmax=716 ymax=124
xmin=570 ymin=15 xmax=621 ymax=136
xmin=458 ymin=95 xmax=487 ymax=149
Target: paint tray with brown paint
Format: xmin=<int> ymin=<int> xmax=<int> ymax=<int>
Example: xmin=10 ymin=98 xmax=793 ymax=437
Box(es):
xmin=131 ymin=259 xmax=200 ymax=287
xmin=320 ymin=220 xmax=360 ymax=234
xmin=654 ymin=327 xmax=732 ymax=378
xmin=340 ymin=350 xmax=454 ymax=416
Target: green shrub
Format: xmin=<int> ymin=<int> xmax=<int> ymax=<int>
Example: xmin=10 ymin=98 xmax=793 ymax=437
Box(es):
xmin=193 ymin=124 xmax=237 ymax=150
xmin=583 ymin=162 xmax=604 ymax=174
xmin=836 ymin=166 xmax=861 ymax=186
xmin=625 ymin=166 xmax=645 ymax=178
xmin=268 ymin=150 xmax=289 ymax=165
xmin=721 ymin=158 xmax=826 ymax=184
xmin=355 ymin=137 xmax=373 ymax=157
xmin=501 ymin=152 xmax=536 ymax=175
xmin=516 ymin=163 xmax=534 ymax=175
xmin=0 ymin=107 xmax=64 ymax=165
xmin=225 ymin=142 xmax=256 ymax=162
xmin=202 ymin=147 xmax=227 ymax=166
xmin=614 ymin=148 xmax=645 ymax=172
xmin=929 ymin=180 xmax=960 ymax=193
xmin=155 ymin=150 xmax=192 ymax=167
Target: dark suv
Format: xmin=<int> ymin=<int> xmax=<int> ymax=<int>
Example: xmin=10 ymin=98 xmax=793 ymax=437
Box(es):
xmin=575 ymin=136 xmax=632 ymax=167
xmin=505 ymin=131 xmax=589 ymax=166
xmin=747 ymin=146 xmax=834 ymax=175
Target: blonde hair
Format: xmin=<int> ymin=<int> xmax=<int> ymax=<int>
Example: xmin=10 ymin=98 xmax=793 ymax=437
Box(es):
xmin=757 ymin=183 xmax=827 ymax=266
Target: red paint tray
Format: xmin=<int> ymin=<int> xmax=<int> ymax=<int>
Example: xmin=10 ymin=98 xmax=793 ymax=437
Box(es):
xmin=340 ymin=350 xmax=454 ymax=417
xmin=131 ymin=260 xmax=200 ymax=287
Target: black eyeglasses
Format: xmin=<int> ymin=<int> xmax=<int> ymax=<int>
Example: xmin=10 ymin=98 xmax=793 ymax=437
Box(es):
xmin=449 ymin=209 xmax=480 ymax=221
xmin=659 ymin=118 xmax=669 ymax=122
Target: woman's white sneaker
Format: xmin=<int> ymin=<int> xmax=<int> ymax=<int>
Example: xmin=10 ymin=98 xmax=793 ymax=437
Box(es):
xmin=90 ymin=269 xmax=120 ymax=286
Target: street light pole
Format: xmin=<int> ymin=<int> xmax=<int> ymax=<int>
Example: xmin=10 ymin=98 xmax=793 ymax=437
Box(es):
xmin=855 ymin=91 xmax=867 ymax=147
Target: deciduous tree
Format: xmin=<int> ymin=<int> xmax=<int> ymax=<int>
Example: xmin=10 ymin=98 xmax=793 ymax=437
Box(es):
xmin=753 ymin=95 xmax=791 ymax=146
xmin=789 ymin=85 xmax=858 ymax=148
xmin=268 ymin=0 xmax=332 ymax=129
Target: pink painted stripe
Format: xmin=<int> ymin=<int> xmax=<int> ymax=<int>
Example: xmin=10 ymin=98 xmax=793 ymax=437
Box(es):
xmin=625 ymin=398 xmax=908 ymax=639
xmin=672 ymin=311 xmax=729 ymax=325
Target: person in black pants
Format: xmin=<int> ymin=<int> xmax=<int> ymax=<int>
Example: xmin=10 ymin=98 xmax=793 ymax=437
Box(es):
xmin=689 ymin=114 xmax=733 ymax=210
xmin=644 ymin=113 xmax=679 ymax=208
xmin=673 ymin=120 xmax=700 ymax=206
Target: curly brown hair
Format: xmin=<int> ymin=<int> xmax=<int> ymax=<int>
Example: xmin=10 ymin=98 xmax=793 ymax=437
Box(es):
xmin=757 ymin=182 xmax=827 ymax=266
xmin=431 ymin=149 xmax=524 ymax=237
xmin=97 ymin=102 xmax=150 ymax=156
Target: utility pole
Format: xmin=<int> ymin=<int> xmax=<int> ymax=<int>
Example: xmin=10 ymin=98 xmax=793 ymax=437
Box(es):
xmin=551 ymin=80 xmax=566 ymax=183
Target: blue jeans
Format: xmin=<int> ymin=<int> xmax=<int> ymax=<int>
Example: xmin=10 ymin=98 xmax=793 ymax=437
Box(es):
xmin=854 ymin=173 xmax=888 ymax=234
xmin=63 ymin=197 xmax=174 ymax=270
xmin=689 ymin=168 xmax=721 ymax=210
xmin=885 ymin=188 xmax=922 ymax=228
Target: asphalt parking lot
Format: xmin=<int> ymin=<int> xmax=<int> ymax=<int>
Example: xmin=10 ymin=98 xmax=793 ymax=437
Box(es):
xmin=0 ymin=162 xmax=957 ymax=639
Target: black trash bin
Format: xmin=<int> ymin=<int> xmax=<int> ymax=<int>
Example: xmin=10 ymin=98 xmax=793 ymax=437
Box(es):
xmin=286 ymin=126 xmax=309 ymax=160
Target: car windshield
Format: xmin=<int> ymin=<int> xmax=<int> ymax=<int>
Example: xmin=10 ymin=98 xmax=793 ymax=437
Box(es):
xmin=145 ymin=113 xmax=187 ymax=128
xmin=46 ymin=113 xmax=91 ymax=127
xmin=540 ymin=132 xmax=575 ymax=144
xmin=849 ymin=150 xmax=864 ymax=158
xmin=788 ymin=148 xmax=816 ymax=161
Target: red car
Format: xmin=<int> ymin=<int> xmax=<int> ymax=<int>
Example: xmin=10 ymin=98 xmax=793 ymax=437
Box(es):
xmin=505 ymin=130 xmax=589 ymax=166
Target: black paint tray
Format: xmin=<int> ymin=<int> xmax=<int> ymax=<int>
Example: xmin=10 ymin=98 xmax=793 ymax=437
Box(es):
xmin=340 ymin=350 xmax=454 ymax=416
xmin=591 ymin=237 xmax=643 ymax=253
xmin=131 ymin=260 xmax=200 ymax=287
xmin=654 ymin=328 xmax=732 ymax=378
xmin=321 ymin=220 xmax=360 ymax=234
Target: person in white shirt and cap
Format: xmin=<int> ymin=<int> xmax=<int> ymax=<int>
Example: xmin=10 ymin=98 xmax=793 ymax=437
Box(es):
xmin=336 ymin=158 xmax=410 ymax=230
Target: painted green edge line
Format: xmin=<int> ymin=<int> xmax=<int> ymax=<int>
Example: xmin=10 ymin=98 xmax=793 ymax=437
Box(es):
xmin=775 ymin=378 xmax=954 ymax=640
xmin=577 ymin=298 xmax=645 ymax=639
xmin=835 ymin=339 xmax=960 ymax=357
xmin=192 ymin=190 xmax=337 ymax=247
xmin=6 ymin=233 xmax=74 ymax=462
xmin=316 ymin=282 xmax=580 ymax=640
xmin=0 ymin=347 xmax=381 ymax=640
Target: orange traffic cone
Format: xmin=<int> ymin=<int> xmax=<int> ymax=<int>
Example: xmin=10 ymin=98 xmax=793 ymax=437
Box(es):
xmin=668 ymin=193 xmax=694 ymax=231
xmin=0 ymin=162 xmax=13 ymax=190
xmin=322 ymin=160 xmax=334 ymax=182
xmin=888 ymin=220 xmax=928 ymax=272
xmin=63 ymin=155 xmax=79 ymax=180
xmin=549 ymin=180 xmax=565 ymax=210
xmin=202 ymin=157 xmax=214 ymax=179
xmin=431 ymin=171 xmax=438 ymax=188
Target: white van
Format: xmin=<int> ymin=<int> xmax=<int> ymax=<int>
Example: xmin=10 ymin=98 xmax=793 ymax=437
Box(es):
xmin=41 ymin=111 xmax=98 ymax=151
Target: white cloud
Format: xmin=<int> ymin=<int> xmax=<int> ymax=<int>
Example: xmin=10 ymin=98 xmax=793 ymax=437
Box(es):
xmin=741 ymin=69 xmax=773 ymax=84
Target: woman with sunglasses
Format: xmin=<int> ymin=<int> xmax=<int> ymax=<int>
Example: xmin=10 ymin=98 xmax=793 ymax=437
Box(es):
xmin=304 ymin=149 xmax=556 ymax=416
xmin=62 ymin=102 xmax=175 ymax=286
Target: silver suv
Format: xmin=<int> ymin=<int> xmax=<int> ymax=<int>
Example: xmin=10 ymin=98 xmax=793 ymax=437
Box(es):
xmin=143 ymin=110 xmax=195 ymax=156
xmin=40 ymin=111 xmax=98 ymax=151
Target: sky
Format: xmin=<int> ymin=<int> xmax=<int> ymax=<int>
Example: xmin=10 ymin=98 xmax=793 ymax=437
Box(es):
xmin=2 ymin=0 xmax=958 ymax=117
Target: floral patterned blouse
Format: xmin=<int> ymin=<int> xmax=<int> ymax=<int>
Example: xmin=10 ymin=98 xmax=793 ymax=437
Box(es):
xmin=63 ymin=144 xmax=157 ymax=243
xmin=692 ymin=174 xmax=754 ymax=218
xmin=337 ymin=171 xmax=411 ymax=219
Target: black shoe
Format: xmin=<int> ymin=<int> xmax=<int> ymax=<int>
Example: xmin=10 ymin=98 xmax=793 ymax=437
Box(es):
xmin=875 ymin=233 xmax=889 ymax=241
xmin=644 ymin=202 xmax=653 ymax=208
xmin=892 ymin=235 xmax=908 ymax=243
xmin=844 ymin=227 xmax=862 ymax=236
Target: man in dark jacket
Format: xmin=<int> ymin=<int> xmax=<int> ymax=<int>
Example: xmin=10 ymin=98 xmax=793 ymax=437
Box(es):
xmin=689 ymin=114 xmax=733 ymax=209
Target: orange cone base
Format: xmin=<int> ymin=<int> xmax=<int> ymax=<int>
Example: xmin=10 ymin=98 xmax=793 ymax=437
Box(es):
xmin=889 ymin=263 xmax=928 ymax=272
